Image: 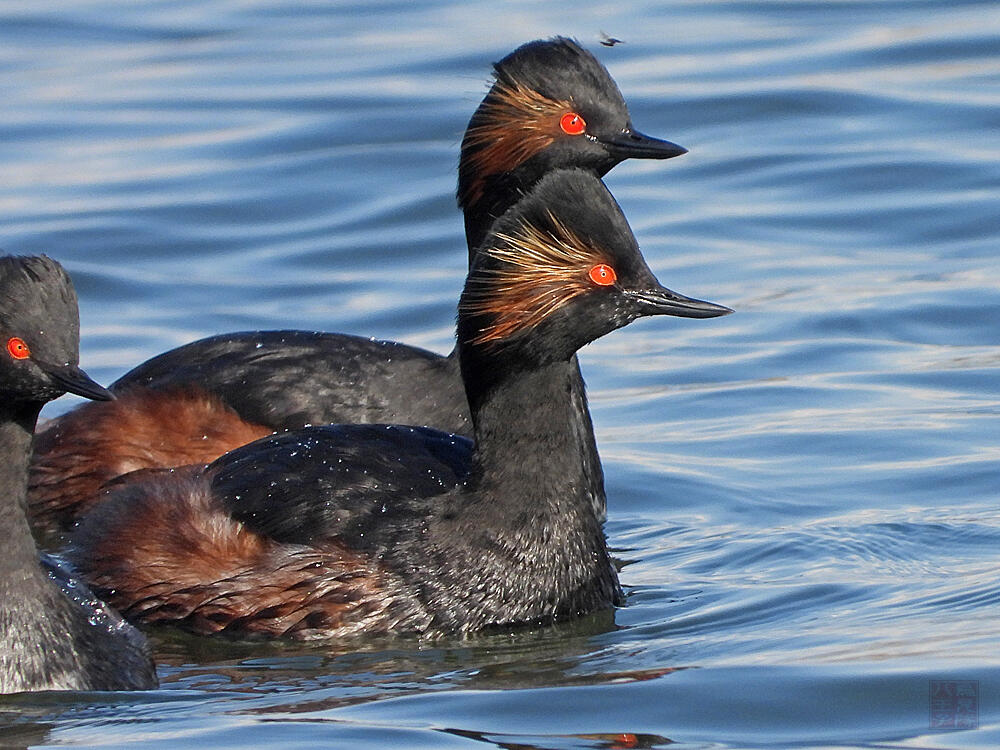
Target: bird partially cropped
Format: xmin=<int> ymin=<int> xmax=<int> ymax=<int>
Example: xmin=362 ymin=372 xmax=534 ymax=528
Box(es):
xmin=0 ymin=255 xmax=156 ymax=694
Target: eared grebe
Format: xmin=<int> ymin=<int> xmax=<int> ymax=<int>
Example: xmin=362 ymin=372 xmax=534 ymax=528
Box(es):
xmin=30 ymin=37 xmax=687 ymax=534
xmin=69 ymin=170 xmax=730 ymax=639
xmin=0 ymin=255 xmax=157 ymax=693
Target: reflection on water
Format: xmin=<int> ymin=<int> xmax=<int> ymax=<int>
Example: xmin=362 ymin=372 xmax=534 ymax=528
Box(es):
xmin=2 ymin=0 xmax=1000 ymax=747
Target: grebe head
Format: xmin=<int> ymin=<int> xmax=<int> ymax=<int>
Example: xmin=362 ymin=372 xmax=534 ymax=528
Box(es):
xmin=459 ymin=169 xmax=731 ymax=368
xmin=458 ymin=37 xmax=686 ymax=251
xmin=0 ymin=255 xmax=112 ymax=405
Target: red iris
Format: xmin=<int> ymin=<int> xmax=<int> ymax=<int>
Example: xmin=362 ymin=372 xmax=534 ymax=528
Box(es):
xmin=559 ymin=112 xmax=586 ymax=136
xmin=588 ymin=264 xmax=616 ymax=286
xmin=7 ymin=337 xmax=30 ymax=359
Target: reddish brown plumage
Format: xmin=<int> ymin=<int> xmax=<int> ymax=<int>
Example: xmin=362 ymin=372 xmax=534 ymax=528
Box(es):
xmin=461 ymin=78 xmax=573 ymax=207
xmin=71 ymin=466 xmax=413 ymax=640
xmin=461 ymin=210 xmax=609 ymax=346
xmin=29 ymin=386 xmax=273 ymax=534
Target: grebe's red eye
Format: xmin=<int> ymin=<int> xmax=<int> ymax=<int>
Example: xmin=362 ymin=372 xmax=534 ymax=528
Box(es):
xmin=588 ymin=264 xmax=616 ymax=286
xmin=7 ymin=337 xmax=30 ymax=360
xmin=560 ymin=112 xmax=586 ymax=136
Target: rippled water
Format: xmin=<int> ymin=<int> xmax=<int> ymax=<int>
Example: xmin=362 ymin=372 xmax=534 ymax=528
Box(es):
xmin=3 ymin=1 xmax=1000 ymax=747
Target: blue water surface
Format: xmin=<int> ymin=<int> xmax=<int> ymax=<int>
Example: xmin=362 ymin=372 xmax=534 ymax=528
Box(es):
xmin=2 ymin=1 xmax=1000 ymax=748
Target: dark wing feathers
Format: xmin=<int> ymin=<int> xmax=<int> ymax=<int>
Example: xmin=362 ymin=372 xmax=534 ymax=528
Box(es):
xmin=112 ymin=330 xmax=470 ymax=434
xmin=209 ymin=424 xmax=473 ymax=546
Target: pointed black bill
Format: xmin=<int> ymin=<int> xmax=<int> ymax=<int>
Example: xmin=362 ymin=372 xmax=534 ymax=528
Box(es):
xmin=43 ymin=363 xmax=115 ymax=401
xmin=625 ymin=286 xmax=733 ymax=319
xmin=600 ymin=128 xmax=687 ymax=160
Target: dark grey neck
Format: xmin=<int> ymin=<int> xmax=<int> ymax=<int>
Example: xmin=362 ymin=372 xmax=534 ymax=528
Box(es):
xmin=459 ymin=154 xmax=541 ymax=258
xmin=0 ymin=401 xmax=77 ymax=692
xmin=462 ymin=189 xmax=505 ymax=255
xmin=443 ymin=347 xmax=607 ymax=522
xmin=0 ymin=401 xmax=157 ymax=693
xmin=467 ymin=362 xmax=594 ymax=484
xmin=0 ymin=403 xmax=46 ymax=575
xmin=424 ymin=359 xmax=620 ymax=632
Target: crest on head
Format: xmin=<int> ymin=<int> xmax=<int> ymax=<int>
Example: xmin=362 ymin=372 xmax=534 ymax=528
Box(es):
xmin=459 ymin=169 xmax=647 ymax=358
xmin=0 ymin=255 xmax=80 ymax=365
xmin=461 ymin=210 xmax=618 ymax=348
xmin=0 ymin=255 xmax=112 ymax=405
xmin=458 ymin=37 xmax=630 ymax=212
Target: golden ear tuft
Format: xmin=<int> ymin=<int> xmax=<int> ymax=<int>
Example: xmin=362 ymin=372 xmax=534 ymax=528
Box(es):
xmin=461 ymin=79 xmax=573 ymax=206
xmin=461 ymin=211 xmax=609 ymax=346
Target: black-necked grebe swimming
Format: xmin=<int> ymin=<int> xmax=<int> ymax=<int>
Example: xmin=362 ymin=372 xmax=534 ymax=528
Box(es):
xmin=69 ymin=170 xmax=730 ymax=640
xmin=0 ymin=255 xmax=157 ymax=693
